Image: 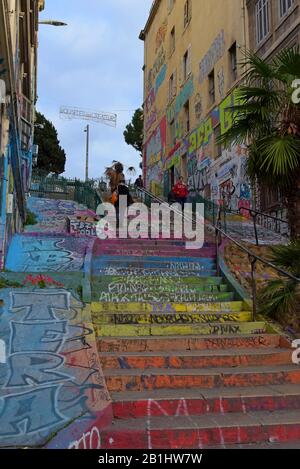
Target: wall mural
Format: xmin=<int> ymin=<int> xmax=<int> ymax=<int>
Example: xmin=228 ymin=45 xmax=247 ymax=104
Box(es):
xmin=186 ymin=90 xmax=250 ymax=211
xmin=144 ymin=117 xmax=167 ymax=196
xmin=199 ymin=30 xmax=225 ymax=84
xmin=0 ymin=288 xmax=111 ymax=448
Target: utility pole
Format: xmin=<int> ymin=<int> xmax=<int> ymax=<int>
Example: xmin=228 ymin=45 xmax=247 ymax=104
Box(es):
xmin=84 ymin=124 xmax=89 ymax=182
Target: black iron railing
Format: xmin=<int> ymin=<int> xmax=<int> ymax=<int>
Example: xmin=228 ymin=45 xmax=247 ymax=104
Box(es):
xmin=135 ymin=187 xmax=300 ymax=321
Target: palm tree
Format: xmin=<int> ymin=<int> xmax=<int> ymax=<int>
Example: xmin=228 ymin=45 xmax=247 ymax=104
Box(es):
xmin=258 ymin=242 xmax=300 ymax=324
xmin=219 ymin=47 xmax=300 ymax=239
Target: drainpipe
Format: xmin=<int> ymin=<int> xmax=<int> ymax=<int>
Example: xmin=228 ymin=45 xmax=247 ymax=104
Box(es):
xmin=0 ymin=1 xmax=26 ymax=223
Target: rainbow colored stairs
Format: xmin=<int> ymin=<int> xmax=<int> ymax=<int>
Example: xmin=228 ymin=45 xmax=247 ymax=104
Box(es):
xmin=91 ymin=238 xmax=300 ymax=449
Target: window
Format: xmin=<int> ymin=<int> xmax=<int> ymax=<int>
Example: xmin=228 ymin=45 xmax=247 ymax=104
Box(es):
xmin=229 ymin=42 xmax=238 ymax=82
xmin=183 ymin=51 xmax=188 ymax=82
xmin=279 ymin=0 xmax=294 ymax=17
xmin=256 ymin=0 xmax=270 ymax=45
xmin=168 ymin=0 xmax=176 ymax=14
xmin=184 ymin=0 xmax=192 ymax=28
xmin=169 ymin=70 xmax=177 ymax=102
xmin=170 ymin=27 xmax=175 ymax=56
xmin=184 ymin=100 xmax=190 ymax=133
xmin=169 ymin=120 xmax=176 ymax=146
xmin=182 ymin=46 xmax=191 ymax=83
xmin=208 ymin=70 xmax=215 ymax=105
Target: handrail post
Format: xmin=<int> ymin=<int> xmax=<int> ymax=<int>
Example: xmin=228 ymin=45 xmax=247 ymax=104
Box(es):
xmin=252 ymin=213 xmax=259 ymax=246
xmin=249 ymin=255 xmax=257 ymax=322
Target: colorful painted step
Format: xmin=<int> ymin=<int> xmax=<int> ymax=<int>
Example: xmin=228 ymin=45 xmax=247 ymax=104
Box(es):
xmin=91 ymin=217 xmax=299 ymax=449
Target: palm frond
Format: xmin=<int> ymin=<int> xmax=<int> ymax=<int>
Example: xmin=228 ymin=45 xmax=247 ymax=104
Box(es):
xmin=269 ymin=241 xmax=300 ymax=277
xmin=258 ymin=135 xmax=300 ymax=176
xmin=241 ymin=50 xmax=277 ymax=84
xmin=272 ymin=46 xmax=300 ymax=81
xmin=258 ymin=278 xmax=298 ymax=320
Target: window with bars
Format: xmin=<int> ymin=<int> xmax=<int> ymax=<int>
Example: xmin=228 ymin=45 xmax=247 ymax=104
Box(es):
xmin=256 ymin=0 xmax=270 ymax=45
xmin=279 ymin=0 xmax=294 ymax=18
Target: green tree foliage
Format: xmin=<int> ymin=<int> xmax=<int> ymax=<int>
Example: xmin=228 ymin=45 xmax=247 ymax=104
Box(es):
xmin=34 ymin=112 xmax=66 ymax=176
xmin=124 ymin=108 xmax=144 ymax=156
xmin=258 ymin=242 xmax=300 ymax=323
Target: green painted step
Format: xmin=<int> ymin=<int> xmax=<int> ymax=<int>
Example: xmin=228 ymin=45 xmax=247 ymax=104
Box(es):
xmin=97 ymin=291 xmax=235 ymax=303
xmin=92 ymin=300 xmax=246 ymax=313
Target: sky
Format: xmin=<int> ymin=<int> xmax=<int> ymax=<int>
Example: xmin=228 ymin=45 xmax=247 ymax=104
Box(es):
xmin=38 ymin=0 xmax=153 ymax=181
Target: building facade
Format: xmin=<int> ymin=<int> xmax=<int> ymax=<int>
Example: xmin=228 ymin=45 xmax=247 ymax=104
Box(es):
xmin=0 ymin=0 xmax=44 ymax=267
xmin=140 ymin=0 xmax=299 ymax=219
xmin=140 ymin=0 xmax=251 ymax=215
xmin=247 ymin=0 xmax=300 ymax=215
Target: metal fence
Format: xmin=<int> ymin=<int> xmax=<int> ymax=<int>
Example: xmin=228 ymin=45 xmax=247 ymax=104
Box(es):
xmin=30 ymin=176 xmax=102 ymax=212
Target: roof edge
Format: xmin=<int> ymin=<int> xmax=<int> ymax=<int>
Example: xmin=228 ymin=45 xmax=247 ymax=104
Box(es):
xmin=139 ymin=0 xmax=161 ymax=41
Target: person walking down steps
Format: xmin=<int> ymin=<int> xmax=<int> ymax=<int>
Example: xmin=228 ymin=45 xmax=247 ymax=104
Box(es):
xmin=114 ymin=180 xmax=134 ymax=229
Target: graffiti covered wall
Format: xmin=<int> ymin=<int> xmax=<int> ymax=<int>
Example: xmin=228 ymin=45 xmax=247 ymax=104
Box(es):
xmin=186 ymin=90 xmax=250 ymax=211
xmin=0 ymin=288 xmax=111 ymax=448
xmin=143 ymin=117 xmax=167 ymax=196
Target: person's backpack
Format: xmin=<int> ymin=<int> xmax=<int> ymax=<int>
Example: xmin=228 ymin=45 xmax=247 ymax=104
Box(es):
xmin=111 ymin=191 xmax=118 ymax=205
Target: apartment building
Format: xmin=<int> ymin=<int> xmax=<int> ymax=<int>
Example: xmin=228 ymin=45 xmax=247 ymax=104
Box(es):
xmin=0 ymin=0 xmax=44 ymax=266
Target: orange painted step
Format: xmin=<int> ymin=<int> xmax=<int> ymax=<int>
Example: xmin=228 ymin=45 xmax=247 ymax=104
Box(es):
xmin=99 ymin=348 xmax=292 ymax=370
xmin=98 ymin=334 xmax=281 ymax=353
xmin=104 ymin=365 xmax=300 ymax=392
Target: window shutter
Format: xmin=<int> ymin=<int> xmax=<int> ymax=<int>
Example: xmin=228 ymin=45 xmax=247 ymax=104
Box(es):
xmin=187 ymin=45 xmax=192 ymax=77
xmin=179 ymin=57 xmax=184 ymax=87
xmin=173 ymin=69 xmax=177 ymax=97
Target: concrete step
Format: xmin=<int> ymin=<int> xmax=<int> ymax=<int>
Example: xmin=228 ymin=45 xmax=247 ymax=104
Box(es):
xmin=92 ymin=300 xmax=245 ymax=313
xmin=100 ymin=410 xmax=300 ymax=448
xmin=100 ymin=347 xmax=291 ymax=369
xmin=111 ymin=384 xmax=300 ymax=419
xmin=93 ymin=311 xmax=252 ymax=325
xmin=96 ymin=267 xmax=218 ymax=278
xmin=96 ymin=249 xmax=216 ymax=258
xmin=94 ymin=240 xmax=215 ymax=248
xmin=103 ymin=364 xmax=300 ymax=392
xmin=98 ymin=334 xmax=281 ymax=353
xmin=94 ymin=255 xmax=215 ymax=266
xmin=96 ymin=291 xmax=235 ymax=304
xmin=95 ymin=320 xmax=266 ymax=337
xmin=92 ymin=275 xmax=224 ymax=285
xmin=93 ymin=282 xmax=230 ymax=294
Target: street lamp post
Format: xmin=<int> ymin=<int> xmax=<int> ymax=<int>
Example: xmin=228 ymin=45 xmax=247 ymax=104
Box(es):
xmin=38 ymin=20 xmax=67 ymax=26
xmin=84 ymin=125 xmax=90 ymax=182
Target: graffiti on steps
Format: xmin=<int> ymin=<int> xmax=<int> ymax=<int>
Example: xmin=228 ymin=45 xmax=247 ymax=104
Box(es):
xmin=98 ymin=267 xmax=212 ymax=278
xmin=69 ymin=219 xmax=97 ymax=237
xmin=6 ymin=236 xmax=93 ymax=272
xmin=112 ymin=313 xmax=241 ymax=325
xmin=68 ymin=425 xmax=102 ymax=449
xmin=205 ymin=335 xmax=269 ymax=349
xmin=98 ymin=292 xmax=227 ymax=303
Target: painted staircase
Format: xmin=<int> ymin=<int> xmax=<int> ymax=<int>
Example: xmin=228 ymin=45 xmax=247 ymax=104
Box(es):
xmin=91 ymin=237 xmax=300 ymax=449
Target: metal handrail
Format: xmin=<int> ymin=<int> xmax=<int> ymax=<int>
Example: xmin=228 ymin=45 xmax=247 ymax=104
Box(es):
xmin=136 ymin=187 xmax=300 ymax=321
xmin=238 ymin=206 xmax=288 ymax=224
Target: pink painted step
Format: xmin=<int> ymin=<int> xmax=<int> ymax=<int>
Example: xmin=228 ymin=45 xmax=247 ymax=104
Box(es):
xmin=100 ymin=410 xmax=300 ymax=449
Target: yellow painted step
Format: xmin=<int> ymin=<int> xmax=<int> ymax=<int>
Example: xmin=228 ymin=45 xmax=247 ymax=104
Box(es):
xmin=95 ymin=321 xmax=267 ymax=337
xmin=92 ymin=301 xmax=245 ymax=314
xmin=93 ymin=311 xmax=252 ymax=325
